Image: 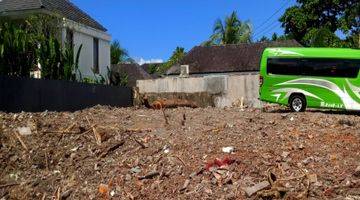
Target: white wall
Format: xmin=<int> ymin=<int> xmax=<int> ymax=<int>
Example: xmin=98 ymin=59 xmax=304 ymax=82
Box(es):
xmin=73 ymin=32 xmax=90 ymax=77
xmin=63 ymin=19 xmax=111 ymax=79
xmin=99 ymin=39 xmax=111 ymax=75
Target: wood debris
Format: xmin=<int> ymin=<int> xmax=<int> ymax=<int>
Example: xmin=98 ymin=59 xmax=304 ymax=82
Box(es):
xmin=86 ymin=116 xmax=103 ymax=145
xmin=0 ymin=182 xmax=19 ymax=189
xmin=143 ymin=96 xmax=198 ymax=109
xmin=242 ymin=181 xmax=270 ymax=197
xmin=0 ymin=105 xmax=359 ymax=199
xmin=138 ymin=171 xmax=160 ymax=180
xmin=98 ymin=140 xmax=125 ymax=158
xmin=14 ymin=131 xmax=28 ymax=151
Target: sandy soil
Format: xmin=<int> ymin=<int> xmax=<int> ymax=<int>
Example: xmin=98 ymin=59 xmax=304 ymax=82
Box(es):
xmin=0 ymin=106 xmax=359 ymax=200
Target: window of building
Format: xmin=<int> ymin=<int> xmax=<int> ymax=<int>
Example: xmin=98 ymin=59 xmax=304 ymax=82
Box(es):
xmin=267 ymin=58 xmax=360 ymax=78
xmin=93 ymin=38 xmax=99 ymax=74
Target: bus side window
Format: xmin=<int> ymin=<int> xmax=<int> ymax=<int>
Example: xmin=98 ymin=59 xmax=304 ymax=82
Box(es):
xmin=267 ymin=58 xmax=360 ymax=78
xmin=267 ymin=58 xmax=301 ymax=75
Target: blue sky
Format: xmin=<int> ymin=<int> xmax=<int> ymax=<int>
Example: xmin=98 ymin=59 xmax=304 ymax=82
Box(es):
xmin=72 ymin=0 xmax=296 ymax=63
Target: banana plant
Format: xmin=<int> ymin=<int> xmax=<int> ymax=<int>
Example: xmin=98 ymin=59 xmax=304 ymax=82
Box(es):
xmin=63 ymin=43 xmax=83 ymax=81
xmin=37 ymin=36 xmax=62 ymax=79
xmin=0 ymin=14 xmax=85 ymax=81
xmin=0 ymin=20 xmax=37 ymax=76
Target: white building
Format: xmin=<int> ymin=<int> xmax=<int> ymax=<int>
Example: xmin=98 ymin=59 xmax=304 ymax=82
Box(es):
xmin=0 ymin=0 xmax=111 ymax=79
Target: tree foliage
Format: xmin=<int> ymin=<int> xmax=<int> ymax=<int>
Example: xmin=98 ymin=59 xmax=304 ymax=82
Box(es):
xmin=167 ymin=47 xmax=186 ymax=66
xmin=147 ymin=47 xmax=186 ymax=76
xmin=259 ymin=36 xmax=270 ymax=42
xmin=158 ymin=47 xmax=186 ymax=75
xmin=111 ymin=40 xmax=133 ymax=64
xmin=0 ymin=18 xmax=38 ymax=76
xmin=258 ymin=32 xmax=293 ymax=43
xmin=107 ymin=67 xmax=128 ymax=86
xmin=203 ymin=11 xmax=252 ymax=46
xmin=280 ymin=0 xmax=360 ymax=47
xmin=271 ymin=33 xmax=278 ymax=41
xmin=0 ymin=14 xmax=83 ymax=80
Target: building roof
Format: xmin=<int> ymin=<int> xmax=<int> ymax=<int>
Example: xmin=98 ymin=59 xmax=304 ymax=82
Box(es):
xmin=0 ymin=0 xmax=107 ymax=31
xmin=166 ymin=40 xmax=302 ymax=75
xmin=111 ymin=64 xmax=153 ymax=87
xmin=140 ymin=63 xmax=163 ymax=78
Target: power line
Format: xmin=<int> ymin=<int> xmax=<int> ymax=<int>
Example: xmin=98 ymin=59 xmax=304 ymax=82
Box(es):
xmin=254 ymin=0 xmax=291 ymax=30
xmin=254 ymin=19 xmax=280 ymax=37
xmin=253 ymin=21 xmax=282 ymax=38
xmin=253 ymin=0 xmax=291 ymax=36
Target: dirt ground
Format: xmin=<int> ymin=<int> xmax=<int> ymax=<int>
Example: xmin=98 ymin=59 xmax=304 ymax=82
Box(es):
xmin=0 ymin=106 xmax=359 ymax=200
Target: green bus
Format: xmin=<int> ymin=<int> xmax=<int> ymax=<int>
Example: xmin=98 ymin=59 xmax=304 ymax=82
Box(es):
xmin=259 ymin=48 xmax=360 ymax=112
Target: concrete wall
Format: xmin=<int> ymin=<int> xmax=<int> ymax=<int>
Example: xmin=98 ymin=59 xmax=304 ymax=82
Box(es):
xmin=63 ymin=19 xmax=111 ymax=79
xmin=217 ymin=74 xmax=260 ymax=108
xmin=136 ymin=73 xmax=260 ymax=108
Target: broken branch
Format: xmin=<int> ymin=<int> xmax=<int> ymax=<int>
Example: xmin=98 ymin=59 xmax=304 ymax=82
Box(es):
xmin=0 ymin=182 xmax=19 ymax=189
xmin=170 ymin=155 xmax=186 ymax=167
xmin=98 ymin=141 xmax=125 ymax=158
xmin=45 ymin=151 xmax=49 ymax=171
xmin=161 ymin=108 xmax=169 ymax=125
xmin=14 ymin=131 xmax=28 ymax=151
xmin=63 ymin=122 xmax=76 ymax=133
xmin=86 ymin=116 xmax=102 ymax=145
xmin=132 ymin=137 xmax=146 ymax=149
xmin=138 ymin=171 xmax=160 ymax=180
xmin=125 ymin=128 xmax=152 ymax=133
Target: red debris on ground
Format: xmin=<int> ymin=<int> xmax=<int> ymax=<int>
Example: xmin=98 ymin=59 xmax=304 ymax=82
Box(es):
xmin=205 ymin=157 xmax=235 ymax=171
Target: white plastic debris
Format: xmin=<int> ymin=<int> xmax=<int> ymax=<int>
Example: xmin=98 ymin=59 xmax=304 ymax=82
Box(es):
xmin=12 ymin=114 xmax=18 ymax=120
xmin=17 ymin=127 xmax=32 ymax=136
xmin=226 ymin=123 xmax=234 ymax=128
xmin=9 ymin=173 xmax=19 ymax=181
xmin=110 ymin=190 xmax=115 ymax=196
xmin=70 ymin=146 xmax=79 ymax=152
xmin=281 ymin=151 xmax=290 ymax=158
xmin=130 ymin=166 xmax=142 ymax=174
xmin=163 ymin=145 xmax=170 ymax=154
xmin=290 ymin=117 xmax=294 ymax=121
xmin=40 ymin=110 xmax=48 ymax=117
xmin=222 ymin=146 xmax=235 ymax=154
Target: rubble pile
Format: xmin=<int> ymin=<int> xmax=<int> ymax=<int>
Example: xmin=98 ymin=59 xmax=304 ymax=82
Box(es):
xmin=0 ymin=106 xmax=359 ymax=199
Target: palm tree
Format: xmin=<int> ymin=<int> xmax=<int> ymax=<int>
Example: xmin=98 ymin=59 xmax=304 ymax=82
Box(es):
xmin=203 ymin=11 xmax=252 ymax=46
xmin=156 ymin=46 xmax=186 ymax=75
xmin=110 ymin=40 xmax=133 ymax=64
xmin=169 ymin=47 xmax=186 ymax=64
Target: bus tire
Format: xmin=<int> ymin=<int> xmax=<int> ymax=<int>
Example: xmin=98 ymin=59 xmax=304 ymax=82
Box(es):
xmin=289 ymin=94 xmax=306 ymax=112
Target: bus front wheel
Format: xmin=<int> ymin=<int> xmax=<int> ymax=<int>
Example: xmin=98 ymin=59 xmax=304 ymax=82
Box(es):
xmin=289 ymin=94 xmax=306 ymax=112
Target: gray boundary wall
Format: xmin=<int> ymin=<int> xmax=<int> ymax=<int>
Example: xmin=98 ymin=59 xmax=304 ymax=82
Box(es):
xmin=136 ymin=73 xmax=260 ymax=108
xmin=0 ymin=75 xmax=133 ymax=112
